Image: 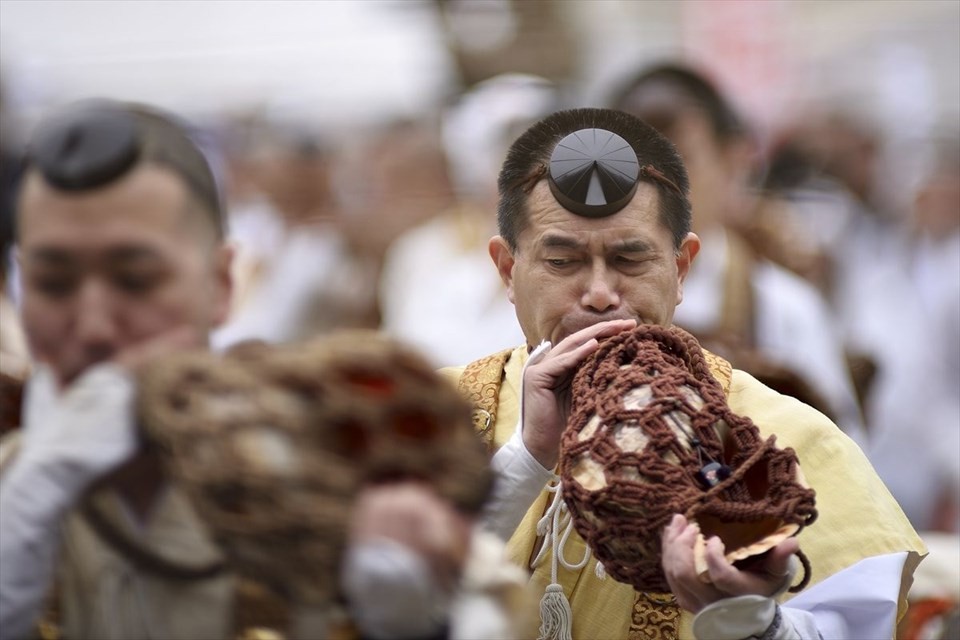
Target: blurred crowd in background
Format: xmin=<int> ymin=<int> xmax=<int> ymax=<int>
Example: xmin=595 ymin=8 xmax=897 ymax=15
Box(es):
xmin=0 ymin=0 xmax=958 ymax=615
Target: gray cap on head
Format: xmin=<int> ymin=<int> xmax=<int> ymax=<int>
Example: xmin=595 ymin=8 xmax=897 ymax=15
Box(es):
xmin=547 ymin=128 xmax=640 ymax=218
xmin=27 ymin=100 xmax=224 ymax=236
xmin=32 ymin=102 xmax=141 ymax=191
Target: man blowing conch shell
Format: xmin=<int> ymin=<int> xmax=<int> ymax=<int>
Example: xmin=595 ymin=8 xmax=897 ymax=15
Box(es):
xmin=442 ymin=107 xmax=925 ymax=640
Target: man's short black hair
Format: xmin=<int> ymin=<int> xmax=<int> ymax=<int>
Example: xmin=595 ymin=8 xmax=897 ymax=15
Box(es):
xmin=610 ymin=63 xmax=745 ymax=144
xmin=22 ymin=100 xmax=225 ymax=239
xmin=497 ymin=107 xmax=691 ymax=251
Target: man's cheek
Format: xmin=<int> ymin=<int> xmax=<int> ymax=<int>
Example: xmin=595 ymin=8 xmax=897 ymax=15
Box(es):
xmin=20 ymin=300 xmax=56 ymax=352
xmin=126 ymin=297 xmax=201 ymax=341
xmin=22 ymin=324 xmax=64 ymax=369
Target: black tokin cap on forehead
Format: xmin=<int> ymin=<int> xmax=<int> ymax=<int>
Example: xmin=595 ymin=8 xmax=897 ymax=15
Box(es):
xmin=32 ymin=102 xmax=141 ymax=191
xmin=548 ymin=128 xmax=640 ymax=218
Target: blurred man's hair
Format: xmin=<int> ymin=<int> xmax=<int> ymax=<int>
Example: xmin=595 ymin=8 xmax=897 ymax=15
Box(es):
xmin=497 ymin=107 xmax=691 ymax=250
xmin=22 ymin=100 xmax=224 ymax=239
xmin=610 ymin=63 xmax=745 ymax=144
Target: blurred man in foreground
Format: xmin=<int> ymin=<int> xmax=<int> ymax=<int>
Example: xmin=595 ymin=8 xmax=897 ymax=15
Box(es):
xmin=0 ymin=100 xmax=525 ymax=640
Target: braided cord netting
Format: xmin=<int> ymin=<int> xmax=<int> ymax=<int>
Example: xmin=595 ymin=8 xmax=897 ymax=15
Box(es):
xmin=559 ymin=325 xmax=817 ymax=593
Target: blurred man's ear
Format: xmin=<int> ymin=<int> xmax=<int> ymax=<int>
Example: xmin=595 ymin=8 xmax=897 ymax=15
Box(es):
xmin=211 ymin=243 xmax=234 ymax=327
xmin=488 ymin=236 xmax=517 ymax=304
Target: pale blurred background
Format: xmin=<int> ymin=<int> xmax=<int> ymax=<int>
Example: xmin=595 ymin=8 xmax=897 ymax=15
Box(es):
xmin=2 ymin=1 xmax=957 ymax=164
xmin=1 ymin=1 xmax=957 ymax=129
xmin=1 ymin=5 xmax=958 ymax=623
xmin=2 ymin=0 xmax=957 ymax=234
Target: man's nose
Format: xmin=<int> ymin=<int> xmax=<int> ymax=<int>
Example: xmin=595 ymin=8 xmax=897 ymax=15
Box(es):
xmin=580 ymin=263 xmax=621 ymax=313
xmin=74 ymin=280 xmax=120 ymax=355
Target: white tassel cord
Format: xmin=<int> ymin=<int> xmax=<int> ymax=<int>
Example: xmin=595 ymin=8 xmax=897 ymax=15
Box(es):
xmin=533 ymin=481 xmax=592 ymax=640
xmin=539 ymin=584 xmax=573 ymax=640
xmin=595 ymin=560 xmax=607 ymax=581
xmin=520 ymin=340 xmax=594 ymax=640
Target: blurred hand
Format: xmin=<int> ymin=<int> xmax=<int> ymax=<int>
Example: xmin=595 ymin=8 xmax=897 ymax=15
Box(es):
xmin=113 ymin=325 xmax=203 ymax=376
xmin=349 ymin=482 xmax=473 ymax=589
xmin=661 ymin=514 xmax=798 ymax=613
xmin=16 ymin=324 xmax=204 ymax=493
xmin=521 ymin=319 xmax=636 ymax=468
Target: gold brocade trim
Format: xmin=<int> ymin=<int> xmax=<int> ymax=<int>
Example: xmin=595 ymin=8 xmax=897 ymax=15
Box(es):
xmin=36 ymin=618 xmax=60 ymax=640
xmin=702 ymin=349 xmax=732 ymax=396
xmin=235 ymin=621 xmax=357 ymax=640
xmin=233 ymin=578 xmax=290 ymax=639
xmin=457 ymin=348 xmax=513 ymax=449
xmin=628 ymin=591 xmax=680 ymax=640
xmin=236 ymin=628 xmax=285 ymax=640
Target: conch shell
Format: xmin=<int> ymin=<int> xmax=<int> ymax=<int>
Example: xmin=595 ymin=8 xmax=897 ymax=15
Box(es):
xmin=137 ymin=331 xmax=492 ymax=605
xmin=560 ymin=324 xmax=817 ymax=593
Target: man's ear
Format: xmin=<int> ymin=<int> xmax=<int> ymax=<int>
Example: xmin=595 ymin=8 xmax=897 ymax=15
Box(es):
xmin=675 ymin=232 xmax=700 ymax=307
xmin=211 ymin=243 xmax=235 ymax=327
xmin=488 ymin=235 xmax=517 ymax=304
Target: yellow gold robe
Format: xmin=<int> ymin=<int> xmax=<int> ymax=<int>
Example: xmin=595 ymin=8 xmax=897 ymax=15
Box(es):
xmin=442 ymin=345 xmax=926 ymax=639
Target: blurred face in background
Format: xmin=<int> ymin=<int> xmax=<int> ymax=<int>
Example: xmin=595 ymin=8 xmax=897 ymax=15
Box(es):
xmin=491 ymin=181 xmax=698 ymax=347
xmin=622 ymin=87 xmax=755 ymax=230
xmin=255 ymin=143 xmax=333 ymax=225
xmin=656 ymin=110 xmax=757 ymax=230
xmin=335 ymin=123 xmax=456 ymax=258
xmin=17 ymin=164 xmax=232 ymax=386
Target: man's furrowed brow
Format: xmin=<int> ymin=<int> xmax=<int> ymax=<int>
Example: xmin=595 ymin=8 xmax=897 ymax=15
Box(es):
xmin=611 ymin=238 xmax=655 ymax=253
xmin=540 ymin=234 xmax=584 ymax=250
xmin=105 ymin=245 xmax=165 ymax=264
xmin=25 ymin=247 xmax=77 ymax=267
xmin=26 ymin=245 xmax=166 ymax=267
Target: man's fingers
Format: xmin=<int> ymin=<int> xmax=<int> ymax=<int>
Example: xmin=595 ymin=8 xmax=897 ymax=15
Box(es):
xmin=704 ymin=535 xmax=771 ymax=594
xmin=661 ymin=515 xmax=700 ymax=582
xmin=588 ymin=318 xmax=638 ymax=338
xmin=762 ymin=538 xmax=800 ymax=580
xmin=663 ymin=520 xmax=805 ymax=609
xmin=661 ymin=513 xmax=687 ymax=545
xmin=662 ymin=515 xmax=724 ymax=613
xmin=520 ymin=320 xmax=639 ymax=466
xmin=705 ymin=536 xmax=801 ymax=597
xmin=530 ymin=319 xmax=638 ymax=381
xmin=552 ymin=319 xmax=637 ymax=355
xmin=703 ymin=536 xmax=742 ymax=591
xmin=541 ymin=339 xmax=599 ymax=374
xmin=350 ymin=482 xmax=472 ymax=588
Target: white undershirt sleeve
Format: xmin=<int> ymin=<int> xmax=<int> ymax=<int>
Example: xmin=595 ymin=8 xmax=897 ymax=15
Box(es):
xmin=693 ymin=552 xmax=910 ymax=640
xmin=482 ymin=429 xmax=556 ymax=541
xmin=780 ymin=551 xmax=909 ymax=638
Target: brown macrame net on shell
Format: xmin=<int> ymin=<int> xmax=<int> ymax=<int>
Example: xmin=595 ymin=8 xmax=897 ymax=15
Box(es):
xmin=137 ymin=331 xmax=492 ymax=605
xmin=559 ymin=324 xmax=817 ymax=594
